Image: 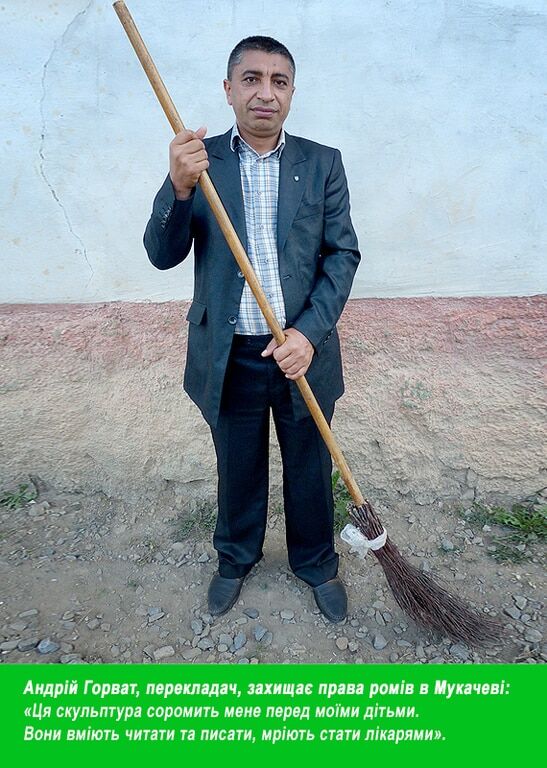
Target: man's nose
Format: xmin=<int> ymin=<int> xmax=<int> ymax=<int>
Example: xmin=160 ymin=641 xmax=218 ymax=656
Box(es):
xmin=257 ymin=80 xmax=274 ymax=101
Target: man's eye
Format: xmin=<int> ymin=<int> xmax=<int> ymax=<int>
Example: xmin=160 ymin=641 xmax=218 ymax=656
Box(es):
xmin=244 ymin=77 xmax=257 ymax=83
xmin=275 ymin=80 xmax=288 ymax=87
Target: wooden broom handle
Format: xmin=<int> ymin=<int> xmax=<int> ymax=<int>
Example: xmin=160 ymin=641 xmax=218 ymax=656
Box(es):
xmin=113 ymin=0 xmax=365 ymax=507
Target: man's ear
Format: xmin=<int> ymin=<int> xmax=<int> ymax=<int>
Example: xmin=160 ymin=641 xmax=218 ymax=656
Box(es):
xmin=223 ymin=79 xmax=232 ymax=106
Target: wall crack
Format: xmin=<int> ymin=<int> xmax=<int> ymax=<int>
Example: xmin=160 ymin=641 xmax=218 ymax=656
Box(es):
xmin=39 ymin=0 xmax=95 ymax=287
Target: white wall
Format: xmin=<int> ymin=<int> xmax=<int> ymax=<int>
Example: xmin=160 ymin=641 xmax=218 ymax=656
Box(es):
xmin=1 ymin=0 xmax=545 ymax=302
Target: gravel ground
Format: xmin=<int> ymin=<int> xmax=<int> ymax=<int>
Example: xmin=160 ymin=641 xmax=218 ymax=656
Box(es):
xmin=0 ymin=487 xmax=545 ymax=665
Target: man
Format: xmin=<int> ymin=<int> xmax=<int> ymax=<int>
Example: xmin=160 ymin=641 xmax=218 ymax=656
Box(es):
xmin=144 ymin=36 xmax=361 ymax=623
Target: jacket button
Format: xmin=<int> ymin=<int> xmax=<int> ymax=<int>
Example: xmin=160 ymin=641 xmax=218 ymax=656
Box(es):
xmin=228 ymin=316 xmax=237 ymax=325
xmin=237 ymin=270 xmax=244 ymax=278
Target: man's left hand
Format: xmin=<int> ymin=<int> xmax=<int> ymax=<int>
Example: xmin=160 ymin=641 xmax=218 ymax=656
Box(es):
xmin=261 ymin=328 xmax=314 ymax=380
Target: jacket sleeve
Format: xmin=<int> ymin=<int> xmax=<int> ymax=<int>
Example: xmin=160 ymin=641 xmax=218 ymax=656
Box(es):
xmin=291 ymin=149 xmax=361 ymax=352
xmin=143 ymin=174 xmax=195 ymax=270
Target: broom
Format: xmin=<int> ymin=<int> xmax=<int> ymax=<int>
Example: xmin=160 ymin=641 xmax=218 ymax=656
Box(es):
xmin=113 ymin=1 xmax=501 ymax=645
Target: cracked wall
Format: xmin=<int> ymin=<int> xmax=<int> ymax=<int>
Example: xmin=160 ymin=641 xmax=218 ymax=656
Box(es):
xmin=38 ymin=0 xmax=96 ymax=290
xmin=1 ymin=0 xmax=546 ymax=302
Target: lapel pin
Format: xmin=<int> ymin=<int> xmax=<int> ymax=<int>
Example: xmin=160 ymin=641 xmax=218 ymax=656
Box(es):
xmin=294 ymin=175 xmax=299 ymax=181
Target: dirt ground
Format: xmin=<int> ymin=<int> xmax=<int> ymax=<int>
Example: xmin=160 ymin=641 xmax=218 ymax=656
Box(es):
xmin=0 ymin=482 xmax=545 ymax=665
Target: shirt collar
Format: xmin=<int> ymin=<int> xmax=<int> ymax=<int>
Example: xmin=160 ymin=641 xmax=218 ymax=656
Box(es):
xmin=230 ymin=124 xmax=286 ymax=158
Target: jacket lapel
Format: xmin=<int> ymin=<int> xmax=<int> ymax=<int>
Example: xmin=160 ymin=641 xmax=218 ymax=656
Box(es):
xmin=206 ymin=130 xmax=307 ymax=257
xmin=207 ymin=130 xmax=247 ymax=250
xmin=277 ymin=133 xmax=307 ymax=255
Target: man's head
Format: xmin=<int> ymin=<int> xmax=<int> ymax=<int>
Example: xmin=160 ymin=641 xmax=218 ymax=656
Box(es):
xmin=226 ymin=36 xmax=296 ymax=82
xmin=224 ymin=36 xmax=296 ymax=152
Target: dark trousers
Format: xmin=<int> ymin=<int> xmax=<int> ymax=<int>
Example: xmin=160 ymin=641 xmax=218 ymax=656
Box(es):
xmin=209 ymin=334 xmax=338 ymax=588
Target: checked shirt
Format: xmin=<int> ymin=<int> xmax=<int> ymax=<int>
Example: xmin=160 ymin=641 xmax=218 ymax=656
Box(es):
xmin=230 ymin=124 xmax=287 ymax=335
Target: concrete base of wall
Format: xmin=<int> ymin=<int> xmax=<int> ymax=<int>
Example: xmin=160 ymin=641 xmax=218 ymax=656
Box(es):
xmin=1 ymin=296 xmax=545 ymax=508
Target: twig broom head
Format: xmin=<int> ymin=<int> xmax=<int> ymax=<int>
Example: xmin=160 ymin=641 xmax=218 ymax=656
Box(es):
xmin=350 ymin=501 xmax=503 ymax=645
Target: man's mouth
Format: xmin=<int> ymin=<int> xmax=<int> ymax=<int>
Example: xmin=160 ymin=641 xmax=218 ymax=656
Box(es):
xmin=251 ymin=107 xmax=277 ymax=117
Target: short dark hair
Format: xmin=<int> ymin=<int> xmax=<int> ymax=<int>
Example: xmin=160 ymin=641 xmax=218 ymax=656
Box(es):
xmin=227 ymin=36 xmax=295 ymax=81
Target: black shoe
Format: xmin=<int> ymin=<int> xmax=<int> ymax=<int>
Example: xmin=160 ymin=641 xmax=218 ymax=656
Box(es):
xmin=207 ymin=573 xmax=245 ymax=616
xmin=312 ymin=577 xmax=347 ymax=623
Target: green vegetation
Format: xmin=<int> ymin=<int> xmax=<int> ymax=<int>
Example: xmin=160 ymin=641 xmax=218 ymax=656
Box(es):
xmin=0 ymin=483 xmax=37 ymax=510
xmin=176 ymin=499 xmax=217 ymax=540
xmin=488 ymin=502 xmax=546 ymax=539
xmin=332 ymin=470 xmax=352 ymax=533
xmin=462 ymin=494 xmax=546 ymax=563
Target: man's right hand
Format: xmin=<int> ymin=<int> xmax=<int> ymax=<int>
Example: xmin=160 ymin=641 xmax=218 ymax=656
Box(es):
xmin=169 ymin=126 xmax=208 ymax=200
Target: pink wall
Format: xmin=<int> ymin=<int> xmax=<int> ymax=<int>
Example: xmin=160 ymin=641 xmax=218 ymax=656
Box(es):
xmin=1 ymin=296 xmax=545 ymax=507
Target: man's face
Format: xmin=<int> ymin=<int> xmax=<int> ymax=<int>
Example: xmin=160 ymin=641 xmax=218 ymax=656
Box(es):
xmin=224 ymin=50 xmax=295 ymax=147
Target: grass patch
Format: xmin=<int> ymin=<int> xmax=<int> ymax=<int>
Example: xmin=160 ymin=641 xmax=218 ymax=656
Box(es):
xmin=0 ymin=483 xmax=37 ymax=510
xmin=176 ymin=499 xmax=217 ymax=540
xmin=332 ymin=470 xmax=352 ymax=534
xmin=488 ymin=538 xmax=528 ymax=564
xmin=461 ymin=495 xmax=546 ymax=564
xmin=489 ymin=503 xmax=546 ymax=539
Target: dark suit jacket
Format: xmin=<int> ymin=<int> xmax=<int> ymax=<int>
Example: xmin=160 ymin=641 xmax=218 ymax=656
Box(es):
xmin=143 ymin=128 xmax=361 ymax=427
